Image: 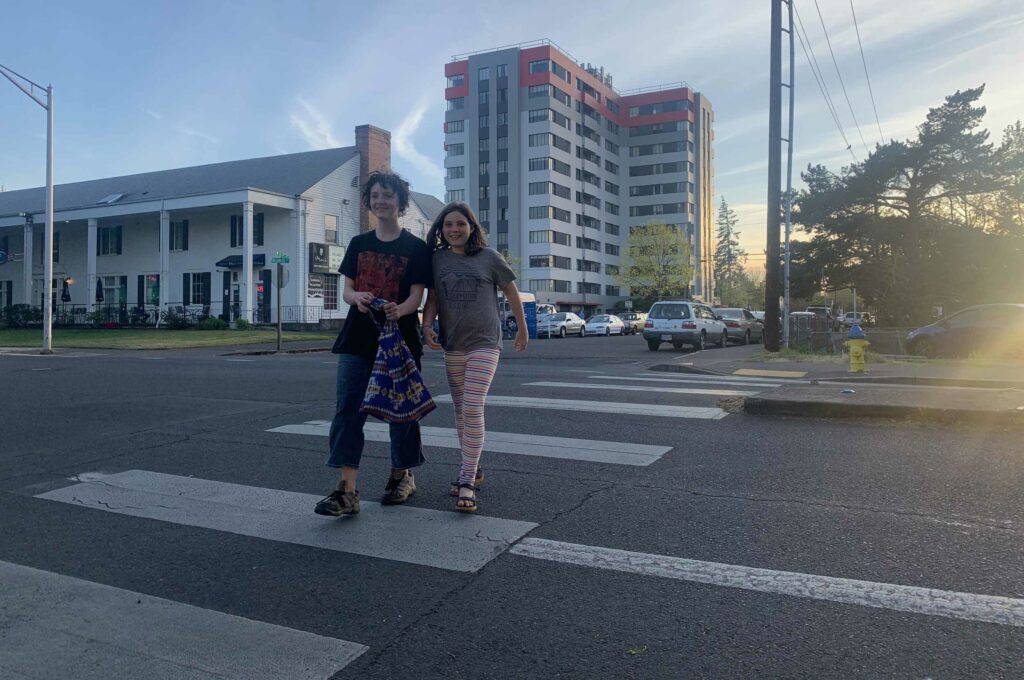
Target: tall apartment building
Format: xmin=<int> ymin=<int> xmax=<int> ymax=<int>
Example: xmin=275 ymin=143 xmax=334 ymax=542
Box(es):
xmin=443 ymin=40 xmax=715 ymax=313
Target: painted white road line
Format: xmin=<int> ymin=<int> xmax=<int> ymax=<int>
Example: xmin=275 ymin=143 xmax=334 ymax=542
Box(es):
xmin=37 ymin=471 xmax=536 ymax=573
xmin=510 ymin=538 xmax=1024 ymax=628
xmin=0 ymin=560 xmax=367 ymax=679
xmin=594 ymin=374 xmax=783 ymax=388
xmin=526 ymin=381 xmax=759 ymax=398
xmin=31 ymin=368 xmax=52 ymax=371
xmin=269 ymin=421 xmax=671 ymax=466
xmin=642 ymin=372 xmax=808 ymax=385
xmin=434 ymin=394 xmax=728 ymax=419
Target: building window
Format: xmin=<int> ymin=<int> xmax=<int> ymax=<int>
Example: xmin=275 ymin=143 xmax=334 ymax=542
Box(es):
xmin=529 ymin=279 xmax=571 ymax=293
xmin=496 ymin=112 xmax=508 ymax=125
xmin=576 ymin=236 xmax=601 ymax=252
xmin=230 ymin=213 xmax=265 ymax=247
xmin=497 ymin=183 xmax=508 ymax=197
xmin=530 ymin=255 xmax=552 ymax=268
xmin=605 ymin=160 xmax=619 ymax=174
xmin=479 ymin=162 xmax=490 ymax=175
xmin=528 ymin=59 xmax=549 ymax=74
xmin=497 ymin=159 xmax=508 ymax=173
xmin=577 ymin=259 xmax=601 ymax=273
xmin=479 ymin=67 xmax=489 ymax=81
xmin=496 ymin=64 xmax=508 ymax=77
xmin=448 ymin=143 xmax=464 ymax=156
xmin=479 ymin=209 xmax=490 ymax=222
xmin=447 ymin=166 xmax=465 ymax=179
xmin=605 ymin=243 xmax=620 ymax=256
xmin=605 ymin=222 xmax=620 ymax=236
xmin=170 ymin=220 xmax=189 ymax=251
xmin=97 ymin=225 xmax=122 ymax=256
xmin=528 ymin=182 xmax=548 ymax=196
xmin=187 ymin=272 xmax=211 ymax=305
xmin=480 ymin=185 xmax=490 ymax=199
xmin=607 ymin=100 xmax=620 ymax=115
xmin=446 ymin=189 xmax=465 ymax=202
xmin=479 ymin=115 xmax=489 ymax=129
xmin=605 ymin=264 xmax=620 ymax=275
xmin=628 ymin=121 xmax=684 ymax=137
xmin=324 ymin=274 xmax=339 ymax=310
xmin=577 ymin=215 xmax=601 ymax=230
xmin=604 ymin=181 xmax=619 ymax=195
xmin=447 ymin=120 xmax=465 ymax=133
xmin=629 ymin=203 xmax=687 ymax=217
xmin=528 ymin=157 xmax=548 ymax=171
xmin=479 ymin=91 xmax=489 ymax=105
xmin=447 ymin=74 xmax=465 ymax=88
xmin=497 ymin=136 xmax=508 ymax=149
xmin=528 ymin=133 xmax=549 ymax=147
xmin=628 ymin=99 xmax=691 ymax=117
xmin=497 ymin=88 xmax=507 ymax=103
xmin=605 ymin=285 xmax=621 ymax=296
xmin=528 ymin=108 xmax=548 ymax=123
xmin=605 ymin=139 xmax=619 ymax=154
xmin=629 ymin=162 xmax=686 ymax=177
xmin=324 ymin=214 xmax=338 ymax=244
xmin=578 ymin=282 xmax=601 ymax=295
xmin=447 ymin=97 xmax=464 ymax=111
xmin=101 ymin=275 xmax=123 ymax=304
xmin=606 ymin=203 xmax=619 ymax=216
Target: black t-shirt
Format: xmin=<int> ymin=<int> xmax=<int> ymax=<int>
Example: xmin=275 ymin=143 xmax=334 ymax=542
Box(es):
xmin=331 ymin=229 xmax=432 ymax=359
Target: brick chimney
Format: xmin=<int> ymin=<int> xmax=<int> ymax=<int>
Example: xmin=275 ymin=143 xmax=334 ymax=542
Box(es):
xmin=354 ymin=124 xmax=392 ymax=232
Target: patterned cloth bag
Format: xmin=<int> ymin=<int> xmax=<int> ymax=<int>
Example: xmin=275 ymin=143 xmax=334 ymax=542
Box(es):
xmin=360 ymin=297 xmax=436 ymax=423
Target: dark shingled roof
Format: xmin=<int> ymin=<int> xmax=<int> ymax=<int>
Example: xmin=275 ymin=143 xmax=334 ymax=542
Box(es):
xmin=409 ymin=191 xmax=446 ymax=222
xmin=0 ymin=146 xmax=358 ymax=217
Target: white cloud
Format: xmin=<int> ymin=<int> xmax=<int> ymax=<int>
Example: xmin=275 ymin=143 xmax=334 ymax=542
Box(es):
xmin=290 ymin=97 xmax=340 ymax=149
xmin=392 ymin=95 xmax=445 ymax=183
xmin=143 ymin=108 xmax=163 ymax=121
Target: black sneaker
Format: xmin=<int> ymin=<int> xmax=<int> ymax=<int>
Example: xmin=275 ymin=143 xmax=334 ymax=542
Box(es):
xmin=314 ymin=488 xmax=359 ymax=516
xmin=381 ymin=472 xmax=416 ymax=505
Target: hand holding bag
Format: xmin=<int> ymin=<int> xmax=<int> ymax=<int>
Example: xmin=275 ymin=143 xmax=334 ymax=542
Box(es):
xmin=360 ymin=297 xmax=436 ymax=423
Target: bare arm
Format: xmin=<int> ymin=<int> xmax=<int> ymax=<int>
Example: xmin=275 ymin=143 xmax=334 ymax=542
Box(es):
xmin=343 ymin=276 xmax=372 ymax=313
xmin=501 ymin=281 xmax=528 ymax=352
xmin=422 ymin=289 xmax=441 ymax=349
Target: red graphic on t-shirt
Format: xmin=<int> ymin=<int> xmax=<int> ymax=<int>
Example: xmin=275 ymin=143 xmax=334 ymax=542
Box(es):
xmin=355 ymin=252 xmax=409 ymax=302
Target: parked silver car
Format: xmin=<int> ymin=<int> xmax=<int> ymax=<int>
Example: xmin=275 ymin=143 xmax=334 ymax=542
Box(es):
xmin=717 ymin=308 xmax=763 ymax=345
xmin=618 ymin=312 xmax=646 ymax=335
xmin=585 ymin=314 xmax=626 ymax=336
xmin=642 ymin=300 xmax=728 ymax=351
xmin=537 ymin=312 xmax=586 ymax=338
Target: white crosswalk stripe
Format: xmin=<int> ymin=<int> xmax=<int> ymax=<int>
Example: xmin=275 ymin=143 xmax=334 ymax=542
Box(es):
xmin=433 ymin=394 xmax=728 ymax=419
xmin=588 ymin=374 xmax=784 ymax=388
xmin=268 ymin=420 xmax=672 ymax=466
xmin=36 ymin=470 xmax=537 ymax=573
xmin=525 ymin=381 xmax=759 ymax=397
xmin=0 ymin=560 xmax=368 ymax=679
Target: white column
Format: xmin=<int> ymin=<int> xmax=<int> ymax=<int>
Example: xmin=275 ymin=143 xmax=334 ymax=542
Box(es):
xmin=86 ymin=218 xmax=98 ymax=313
xmin=159 ymin=210 xmax=170 ymax=315
xmin=22 ymin=220 xmax=34 ymax=305
xmin=242 ymin=202 xmax=254 ymax=322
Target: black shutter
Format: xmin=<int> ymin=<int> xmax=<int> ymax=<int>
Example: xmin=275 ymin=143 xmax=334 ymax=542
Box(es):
xmin=3 ymin=282 xmax=11 ymax=309
xmin=201 ymin=272 xmax=211 ymax=305
xmin=137 ymin=275 xmax=145 ymax=306
xmin=230 ymin=216 xmax=237 ymax=248
xmin=255 ymin=213 xmax=264 ymax=246
xmin=182 ymin=273 xmax=191 ymax=305
xmin=119 ymin=276 xmax=127 ymax=302
xmin=182 ymin=220 xmax=189 ymax=251
xmin=169 ymin=221 xmax=175 ymax=251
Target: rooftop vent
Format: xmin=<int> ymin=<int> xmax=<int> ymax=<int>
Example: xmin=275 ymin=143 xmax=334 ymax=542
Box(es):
xmin=97 ymin=193 xmax=124 ymax=204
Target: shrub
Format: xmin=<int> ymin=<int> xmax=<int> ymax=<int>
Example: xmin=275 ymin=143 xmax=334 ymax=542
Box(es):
xmin=3 ymin=304 xmax=42 ymax=328
xmin=235 ymin=319 xmax=253 ymax=331
xmin=198 ymin=317 xmax=228 ymax=331
xmin=159 ymin=309 xmax=191 ymax=330
xmin=100 ymin=321 xmax=121 ymax=329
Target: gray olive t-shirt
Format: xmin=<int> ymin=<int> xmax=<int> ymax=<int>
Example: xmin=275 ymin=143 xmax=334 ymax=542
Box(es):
xmin=433 ymin=247 xmax=517 ymax=352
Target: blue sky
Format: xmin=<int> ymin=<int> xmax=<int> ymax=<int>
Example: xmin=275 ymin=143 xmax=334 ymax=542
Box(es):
xmin=3 ymin=0 xmax=1023 ymax=259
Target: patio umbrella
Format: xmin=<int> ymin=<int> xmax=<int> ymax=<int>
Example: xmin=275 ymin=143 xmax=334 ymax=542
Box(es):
xmin=95 ymin=278 xmax=104 ymax=303
xmin=61 ymin=279 xmax=71 ymax=303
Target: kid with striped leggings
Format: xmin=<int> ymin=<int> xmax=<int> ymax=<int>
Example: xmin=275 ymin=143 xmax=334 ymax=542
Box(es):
xmin=422 ymin=202 xmax=527 ymax=512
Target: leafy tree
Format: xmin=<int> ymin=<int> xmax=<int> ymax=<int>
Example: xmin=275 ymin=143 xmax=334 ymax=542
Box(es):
xmin=714 ymin=198 xmax=747 ymax=286
xmin=614 ymin=221 xmax=694 ymax=309
xmin=791 ymin=86 xmax=1023 ymax=326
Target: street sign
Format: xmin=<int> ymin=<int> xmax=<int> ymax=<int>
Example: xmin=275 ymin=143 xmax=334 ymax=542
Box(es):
xmin=625 ymin=300 xmax=633 ymax=309
xmin=272 ymin=251 xmax=290 ymax=264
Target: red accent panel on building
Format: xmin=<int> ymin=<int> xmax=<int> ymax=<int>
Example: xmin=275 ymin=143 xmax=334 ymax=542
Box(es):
xmin=445 ymin=60 xmax=468 ymax=77
xmin=445 ymin=85 xmax=469 ymax=100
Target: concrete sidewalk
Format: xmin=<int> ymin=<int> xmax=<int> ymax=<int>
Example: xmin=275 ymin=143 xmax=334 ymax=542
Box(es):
xmin=651 ymin=344 xmax=1024 ymax=429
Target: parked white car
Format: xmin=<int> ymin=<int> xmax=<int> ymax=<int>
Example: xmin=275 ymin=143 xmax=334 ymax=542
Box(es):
xmin=642 ymin=300 xmax=728 ymax=351
xmin=537 ymin=312 xmax=586 ymax=338
xmin=585 ymin=314 xmax=626 ymax=336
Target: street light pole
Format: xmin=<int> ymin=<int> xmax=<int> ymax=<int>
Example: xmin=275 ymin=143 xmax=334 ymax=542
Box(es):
xmin=1 ymin=64 xmax=55 ymax=354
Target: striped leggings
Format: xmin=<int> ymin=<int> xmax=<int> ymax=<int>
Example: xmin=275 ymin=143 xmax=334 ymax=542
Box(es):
xmin=444 ymin=347 xmax=501 ymax=486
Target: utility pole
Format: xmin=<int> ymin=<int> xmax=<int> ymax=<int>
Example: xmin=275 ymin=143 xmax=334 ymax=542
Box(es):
xmin=782 ymin=0 xmax=795 ymax=348
xmin=1 ymin=65 xmax=54 ymax=354
xmin=763 ymin=0 xmax=783 ymax=351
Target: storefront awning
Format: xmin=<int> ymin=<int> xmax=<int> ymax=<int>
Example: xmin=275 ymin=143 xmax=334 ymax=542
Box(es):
xmin=215 ymin=254 xmax=266 ymax=268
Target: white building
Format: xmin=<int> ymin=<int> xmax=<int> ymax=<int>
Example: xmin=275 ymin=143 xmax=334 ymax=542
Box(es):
xmin=0 ymin=124 xmax=443 ymax=327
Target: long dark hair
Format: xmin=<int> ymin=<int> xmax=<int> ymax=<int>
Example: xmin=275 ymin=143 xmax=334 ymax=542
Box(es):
xmin=425 ymin=202 xmax=489 ymax=255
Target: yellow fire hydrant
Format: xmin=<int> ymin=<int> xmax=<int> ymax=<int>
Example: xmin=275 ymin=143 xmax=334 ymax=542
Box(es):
xmin=844 ymin=324 xmax=869 ymax=373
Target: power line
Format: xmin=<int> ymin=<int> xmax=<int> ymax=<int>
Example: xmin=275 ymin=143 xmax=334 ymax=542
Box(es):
xmin=849 ymin=0 xmax=884 ymax=143
xmin=811 ymin=0 xmax=872 ymax=156
xmin=793 ymin=2 xmax=858 ymax=162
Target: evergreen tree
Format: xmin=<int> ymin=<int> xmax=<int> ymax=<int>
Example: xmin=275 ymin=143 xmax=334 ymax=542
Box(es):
xmin=714 ymin=198 xmax=747 ymax=301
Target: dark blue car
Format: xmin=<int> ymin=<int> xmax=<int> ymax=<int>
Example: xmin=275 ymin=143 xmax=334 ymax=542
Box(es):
xmin=905 ymin=304 xmax=1024 ymax=358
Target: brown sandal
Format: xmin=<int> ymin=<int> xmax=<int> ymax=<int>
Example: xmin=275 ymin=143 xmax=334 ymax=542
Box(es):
xmin=454 ymin=483 xmax=479 ymax=513
xmin=449 ymin=468 xmax=484 ymax=497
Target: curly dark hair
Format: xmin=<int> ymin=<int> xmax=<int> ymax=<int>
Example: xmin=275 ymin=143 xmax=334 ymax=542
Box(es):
xmin=425 ymin=202 xmax=489 ymax=255
xmin=361 ymin=170 xmax=410 ymax=216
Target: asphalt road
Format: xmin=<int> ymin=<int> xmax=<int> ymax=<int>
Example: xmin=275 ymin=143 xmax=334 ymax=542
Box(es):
xmin=2 ymin=335 xmax=1023 ymax=678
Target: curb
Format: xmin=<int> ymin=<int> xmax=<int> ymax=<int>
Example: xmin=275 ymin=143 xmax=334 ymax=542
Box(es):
xmin=222 ymin=347 xmax=332 ymax=356
xmin=740 ymin=396 xmax=1024 ymax=429
xmin=817 ymin=375 xmax=1024 ymax=390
